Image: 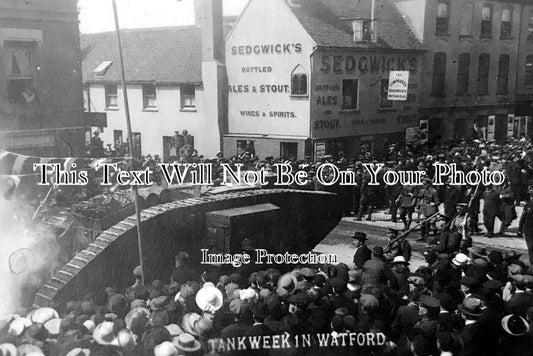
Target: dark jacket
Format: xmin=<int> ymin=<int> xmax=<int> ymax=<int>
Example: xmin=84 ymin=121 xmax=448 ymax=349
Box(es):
xmin=353 ymin=244 xmax=372 ymax=269
xmin=361 ymin=257 xmax=393 ymax=287
xmin=483 ymin=190 xmax=501 ymax=216
xmin=519 ymin=201 xmax=533 ymax=236
xmin=505 ymin=291 xmax=533 ymax=317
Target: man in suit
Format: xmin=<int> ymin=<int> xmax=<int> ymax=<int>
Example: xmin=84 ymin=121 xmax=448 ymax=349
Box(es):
xmin=361 ymin=246 xmax=394 ymax=288
xmin=518 ymin=190 xmax=533 ymax=265
xmin=482 ymin=184 xmax=502 ymax=238
xmin=352 ymin=232 xmax=372 ymax=269
xmin=459 ymin=298 xmax=486 ymax=356
xmin=505 ymin=275 xmax=533 ymax=317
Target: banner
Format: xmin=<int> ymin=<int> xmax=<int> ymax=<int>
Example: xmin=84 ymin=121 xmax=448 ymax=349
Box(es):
xmin=387 ymin=71 xmax=409 ymax=101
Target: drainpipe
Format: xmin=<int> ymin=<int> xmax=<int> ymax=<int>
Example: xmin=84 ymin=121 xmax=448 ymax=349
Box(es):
xmin=514 ymin=2 xmax=525 ymax=117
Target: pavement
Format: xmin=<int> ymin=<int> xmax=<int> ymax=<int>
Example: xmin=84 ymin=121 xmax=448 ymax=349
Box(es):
xmin=313 ymin=202 xmax=530 ymax=270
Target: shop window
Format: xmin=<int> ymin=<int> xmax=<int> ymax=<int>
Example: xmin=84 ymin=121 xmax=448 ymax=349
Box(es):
xmin=525 ymin=55 xmax=533 ymax=85
xmin=142 ymin=84 xmax=157 ymax=109
xmin=456 ymin=53 xmax=470 ymax=95
xmin=431 ymin=52 xmax=447 ymax=96
xmin=459 ymin=3 xmax=474 ymax=37
xmin=481 ymin=4 xmax=493 ymax=38
xmin=105 ymin=84 xmax=118 ymax=108
xmin=435 ymin=1 xmax=450 ymax=34
xmin=280 ymin=142 xmax=297 ymax=161
xmin=180 ymin=84 xmax=196 ymax=109
xmin=380 ymin=79 xmax=393 ymax=108
xmin=500 ymin=8 xmax=512 ymax=38
xmin=496 ymin=54 xmax=510 ymax=94
xmin=477 ymin=53 xmax=490 ymax=94
xmin=291 ymin=65 xmax=307 ymax=95
xmin=341 ymin=79 xmax=358 ymax=110
xmin=3 ymin=40 xmax=37 ymax=104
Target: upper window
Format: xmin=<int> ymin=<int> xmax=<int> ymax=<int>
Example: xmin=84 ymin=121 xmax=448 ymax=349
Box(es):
xmin=497 ymin=54 xmax=510 ymax=94
xmin=3 ymin=40 xmax=37 ymax=104
xmin=380 ymin=78 xmax=393 ymax=108
xmin=436 ymin=1 xmax=450 ymax=34
xmin=180 ymin=85 xmax=196 ymax=109
xmin=105 ymin=84 xmax=118 ymax=108
xmin=456 ymin=53 xmax=470 ymax=95
xmin=142 ymin=84 xmax=157 ymax=109
xmin=525 ymin=55 xmax=533 ymax=85
xmin=500 ymin=8 xmax=512 ymax=38
xmin=481 ymin=4 xmax=493 ymax=37
xmin=352 ymin=19 xmax=373 ymax=42
xmin=341 ymin=79 xmax=358 ymax=110
xmin=291 ymin=65 xmax=308 ymax=96
xmin=431 ymin=52 xmax=447 ymax=96
xmin=459 ymin=3 xmax=474 ymax=37
xmin=477 ymin=53 xmax=490 ymax=94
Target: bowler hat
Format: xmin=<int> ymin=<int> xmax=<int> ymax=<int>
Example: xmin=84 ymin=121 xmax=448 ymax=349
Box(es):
xmin=459 ymin=298 xmax=482 ymax=318
xmin=372 ymin=246 xmax=384 ymax=257
xmin=353 ymin=232 xmax=367 ymax=241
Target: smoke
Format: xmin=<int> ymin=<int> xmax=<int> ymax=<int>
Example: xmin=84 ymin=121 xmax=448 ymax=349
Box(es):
xmin=0 ymin=194 xmax=60 ymax=316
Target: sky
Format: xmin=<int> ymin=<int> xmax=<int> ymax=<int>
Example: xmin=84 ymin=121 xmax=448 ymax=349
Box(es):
xmin=78 ymin=0 xmax=249 ymax=33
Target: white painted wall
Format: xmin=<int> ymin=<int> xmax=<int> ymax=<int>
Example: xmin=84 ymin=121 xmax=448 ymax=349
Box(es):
xmin=86 ymin=83 xmax=220 ymax=158
xmin=226 ymin=0 xmax=315 ymax=137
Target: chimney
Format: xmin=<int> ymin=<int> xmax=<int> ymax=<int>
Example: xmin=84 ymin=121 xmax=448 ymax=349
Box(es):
xmin=194 ymin=0 xmax=224 ymax=63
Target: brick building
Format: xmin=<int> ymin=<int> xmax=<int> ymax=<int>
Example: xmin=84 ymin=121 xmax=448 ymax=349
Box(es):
xmin=0 ymin=0 xmax=102 ymax=157
xmin=396 ymin=0 xmax=533 ymax=141
xmin=224 ymin=0 xmax=424 ymax=160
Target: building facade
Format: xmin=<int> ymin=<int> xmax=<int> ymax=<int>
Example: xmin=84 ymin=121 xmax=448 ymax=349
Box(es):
xmin=396 ymin=0 xmax=533 ymax=141
xmin=82 ymin=0 xmax=228 ymax=160
xmin=0 ymin=0 xmax=101 ymax=157
xmin=224 ymin=0 xmax=424 ymax=160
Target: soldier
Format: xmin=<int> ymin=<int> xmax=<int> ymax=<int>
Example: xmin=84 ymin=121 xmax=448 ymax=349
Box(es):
xmin=518 ymin=189 xmax=533 ymax=265
xmin=417 ymin=178 xmax=440 ymax=242
xmin=356 ymin=171 xmax=376 ymax=221
xmin=396 ymin=184 xmax=417 ymax=230
xmin=384 ymin=227 xmax=411 ymax=262
xmin=429 ymin=214 xmax=462 ymax=258
xmin=497 ymin=175 xmax=516 ymax=234
xmin=482 ymin=184 xmax=502 ymax=238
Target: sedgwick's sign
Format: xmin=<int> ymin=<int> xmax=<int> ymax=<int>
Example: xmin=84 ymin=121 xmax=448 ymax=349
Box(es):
xmin=388 ymin=71 xmax=409 ymax=101
xmin=230 ymin=43 xmax=303 ymax=55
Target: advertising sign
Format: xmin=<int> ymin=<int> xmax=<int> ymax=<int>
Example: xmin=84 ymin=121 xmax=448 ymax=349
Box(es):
xmin=388 ymin=71 xmax=409 ymax=101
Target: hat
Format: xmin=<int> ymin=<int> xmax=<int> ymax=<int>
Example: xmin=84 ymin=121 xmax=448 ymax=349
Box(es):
xmin=460 ymin=276 xmax=479 ymax=288
xmin=359 ymin=294 xmax=379 ymax=309
xmin=82 ymin=319 xmax=95 ymax=334
xmin=8 ymin=317 xmax=31 ymax=337
xmin=43 ymin=318 xmax=61 ymax=335
xmin=372 ymin=246 xmax=384 ymax=257
xmin=28 ymin=307 xmax=59 ymax=324
xmin=115 ymin=329 xmax=136 ymax=351
xmin=250 ymin=302 xmax=268 ymax=319
xmin=165 ymin=324 xmax=184 ymax=337
xmin=228 ymin=299 xmax=250 ymax=316
xmin=301 ymin=268 xmax=316 ymax=279
xmin=195 ymin=284 xmax=223 ymax=312
xmin=172 ymin=333 xmax=201 ymax=352
xmin=16 ymin=344 xmax=44 ymax=356
xmin=125 ymin=307 xmax=149 ymax=332
xmin=149 ymin=296 xmax=170 ymax=311
xmin=391 ymin=256 xmax=409 ymax=265
xmin=459 ymin=298 xmax=483 ymax=318
xmin=452 ymin=253 xmax=470 ymax=266
xmin=92 ymin=322 xmax=116 ymax=345
xmin=239 ymin=288 xmax=258 ymax=302
xmin=181 ymin=313 xmax=202 ymax=336
xmin=483 ymin=279 xmax=503 ymax=291
xmin=154 ymin=341 xmax=179 ymax=356
xmin=419 ymin=295 xmax=440 ymax=309
xmin=352 ymin=232 xmax=367 ymax=242
xmin=501 ymin=314 xmax=529 ymax=336
xmin=508 ymin=264 xmax=524 ymax=276
xmin=277 ymin=273 xmax=298 ymax=295
xmin=0 ymin=344 xmax=17 ymax=356
xmin=488 ymin=250 xmax=503 ymax=264
xmin=467 ymin=246 xmax=487 ymax=258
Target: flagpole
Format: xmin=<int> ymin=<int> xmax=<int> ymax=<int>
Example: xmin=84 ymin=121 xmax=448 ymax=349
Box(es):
xmin=112 ymin=0 xmax=146 ymax=285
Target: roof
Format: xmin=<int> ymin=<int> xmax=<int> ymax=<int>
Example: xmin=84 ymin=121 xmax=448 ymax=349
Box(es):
xmin=290 ymin=0 xmax=422 ymax=50
xmin=81 ymin=26 xmax=204 ymax=84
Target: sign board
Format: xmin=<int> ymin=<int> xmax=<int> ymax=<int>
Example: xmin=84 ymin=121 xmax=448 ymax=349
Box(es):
xmin=507 ymin=114 xmax=515 ymax=138
xmin=487 ymin=115 xmax=495 ymax=141
xmin=388 ymin=71 xmax=409 ymax=101
xmin=314 ymin=141 xmax=326 ymax=158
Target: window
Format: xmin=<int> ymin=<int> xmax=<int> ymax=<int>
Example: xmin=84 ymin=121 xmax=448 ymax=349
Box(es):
xmin=341 ymin=79 xmax=358 ymax=110
xmin=291 ymin=65 xmax=308 ymax=95
xmin=4 ymin=40 xmax=36 ymax=104
xmin=460 ymin=3 xmax=474 ymax=37
xmin=431 ymin=52 xmax=447 ymax=96
xmin=481 ymin=4 xmax=493 ymax=37
xmin=180 ymin=85 xmax=196 ymax=109
xmin=477 ymin=53 xmax=490 ymax=94
xmin=353 ymin=19 xmax=372 ymax=42
xmin=525 ymin=55 xmax=533 ymax=85
xmin=456 ymin=53 xmax=470 ymax=95
xmin=500 ymin=8 xmax=512 ymax=38
xmin=436 ymin=1 xmax=449 ymax=34
xmin=497 ymin=54 xmax=510 ymax=94
xmin=529 ymin=11 xmax=533 ymax=40
xmin=105 ymin=85 xmax=118 ymax=108
xmin=142 ymin=84 xmax=157 ymax=109
xmin=93 ymin=61 xmax=113 ymax=76
xmin=113 ymin=130 xmax=123 ymax=145
xmin=280 ymin=142 xmax=298 ymax=161
xmin=380 ymin=79 xmax=393 ymax=108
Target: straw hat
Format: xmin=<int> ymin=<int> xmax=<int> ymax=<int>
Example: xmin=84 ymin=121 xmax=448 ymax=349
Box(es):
xmin=172 ymin=333 xmax=201 ymax=352
xmin=195 ymin=284 xmax=223 ymax=312
xmin=501 ymin=314 xmax=529 ymax=336
xmin=0 ymin=343 xmax=17 ymax=356
xmin=277 ymin=273 xmax=298 ymax=295
xmin=17 ymin=343 xmax=44 ymax=356
xmin=65 ymin=348 xmax=91 ymax=356
xmin=27 ymin=308 xmax=59 ymax=324
xmin=154 ymin=341 xmax=179 ymax=356
xmin=181 ymin=313 xmax=202 ymax=336
xmin=391 ymin=256 xmax=409 ymax=265
xmin=92 ymin=322 xmax=116 ymax=345
xmin=452 ymin=253 xmax=470 ymax=266
xmin=8 ymin=317 xmax=32 ymax=337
